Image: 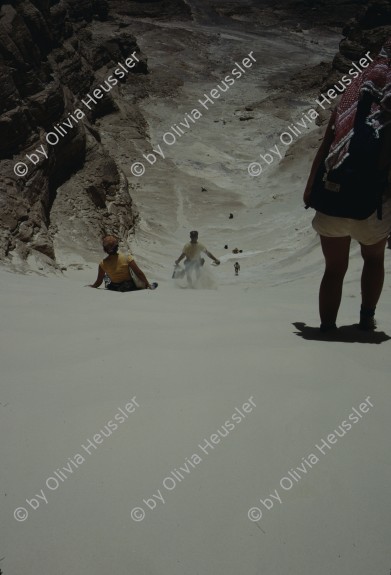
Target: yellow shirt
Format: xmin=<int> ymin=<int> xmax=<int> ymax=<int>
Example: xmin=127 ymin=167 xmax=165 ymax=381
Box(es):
xmin=99 ymin=253 xmax=134 ymax=283
xmin=182 ymin=242 xmax=206 ymax=261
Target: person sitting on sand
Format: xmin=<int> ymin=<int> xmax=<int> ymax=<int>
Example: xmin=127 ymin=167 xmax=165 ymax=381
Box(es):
xmin=175 ymin=230 xmax=220 ymax=288
xmin=87 ymin=235 xmax=153 ymax=292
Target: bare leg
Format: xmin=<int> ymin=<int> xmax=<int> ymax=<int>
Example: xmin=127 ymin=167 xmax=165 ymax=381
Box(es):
xmin=360 ymin=238 xmax=388 ymax=310
xmin=195 ymin=263 xmax=201 ymax=283
xmin=319 ymin=235 xmax=351 ymax=327
xmin=186 ymin=262 xmax=197 ymax=288
xmin=186 ymin=270 xmax=193 ymax=288
xmin=185 ymin=262 xmax=193 ymax=288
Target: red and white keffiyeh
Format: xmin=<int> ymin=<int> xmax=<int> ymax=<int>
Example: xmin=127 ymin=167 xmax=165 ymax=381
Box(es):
xmin=325 ymin=38 xmax=391 ymax=172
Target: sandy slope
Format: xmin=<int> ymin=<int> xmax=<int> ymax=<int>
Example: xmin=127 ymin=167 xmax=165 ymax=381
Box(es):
xmin=1 ymin=9 xmax=391 ymax=575
xmin=1 ymin=264 xmax=391 ymax=575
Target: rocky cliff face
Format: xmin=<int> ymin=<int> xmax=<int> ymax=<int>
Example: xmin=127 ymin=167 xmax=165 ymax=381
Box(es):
xmin=328 ymin=0 xmax=391 ymax=86
xmin=283 ymin=0 xmax=391 ymax=114
xmin=0 ymin=0 xmax=155 ymax=271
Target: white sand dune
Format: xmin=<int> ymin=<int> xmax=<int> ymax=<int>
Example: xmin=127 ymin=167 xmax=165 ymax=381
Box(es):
xmin=1 ymin=12 xmax=391 ymax=575
xmin=1 ymin=258 xmax=391 ymax=575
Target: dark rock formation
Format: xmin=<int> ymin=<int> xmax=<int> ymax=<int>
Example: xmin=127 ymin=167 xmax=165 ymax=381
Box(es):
xmin=0 ymin=0 xmax=148 ymax=270
xmin=271 ymin=0 xmax=391 ymax=124
xmin=324 ymin=0 xmax=391 ymax=90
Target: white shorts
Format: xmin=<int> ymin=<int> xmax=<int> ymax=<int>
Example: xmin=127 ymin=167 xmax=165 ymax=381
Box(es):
xmin=312 ymin=200 xmax=391 ymax=245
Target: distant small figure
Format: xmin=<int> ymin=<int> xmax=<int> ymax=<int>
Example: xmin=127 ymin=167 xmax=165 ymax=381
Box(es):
xmin=232 ymin=248 xmax=239 ymax=254
xmin=201 ymin=186 xmax=207 ymax=192
xmin=239 ymin=249 xmax=243 ymax=253
xmin=224 ymin=244 xmax=228 ymax=249
xmin=229 ymin=213 xmax=233 ymax=219
xmin=234 ymin=262 xmax=240 ymax=276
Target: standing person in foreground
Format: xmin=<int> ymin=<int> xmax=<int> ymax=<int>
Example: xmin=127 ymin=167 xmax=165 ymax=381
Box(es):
xmin=304 ymin=38 xmax=391 ymax=331
xmin=87 ymin=235 xmax=155 ymax=291
xmin=175 ymin=230 xmax=220 ymax=288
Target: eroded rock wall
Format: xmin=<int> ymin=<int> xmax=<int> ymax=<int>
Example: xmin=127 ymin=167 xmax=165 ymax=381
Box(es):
xmin=330 ymin=0 xmax=391 ymax=84
xmin=0 ymin=0 xmax=150 ymax=270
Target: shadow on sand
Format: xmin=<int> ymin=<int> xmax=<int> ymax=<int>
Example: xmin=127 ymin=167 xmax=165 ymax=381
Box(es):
xmin=293 ymin=322 xmax=391 ymax=344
